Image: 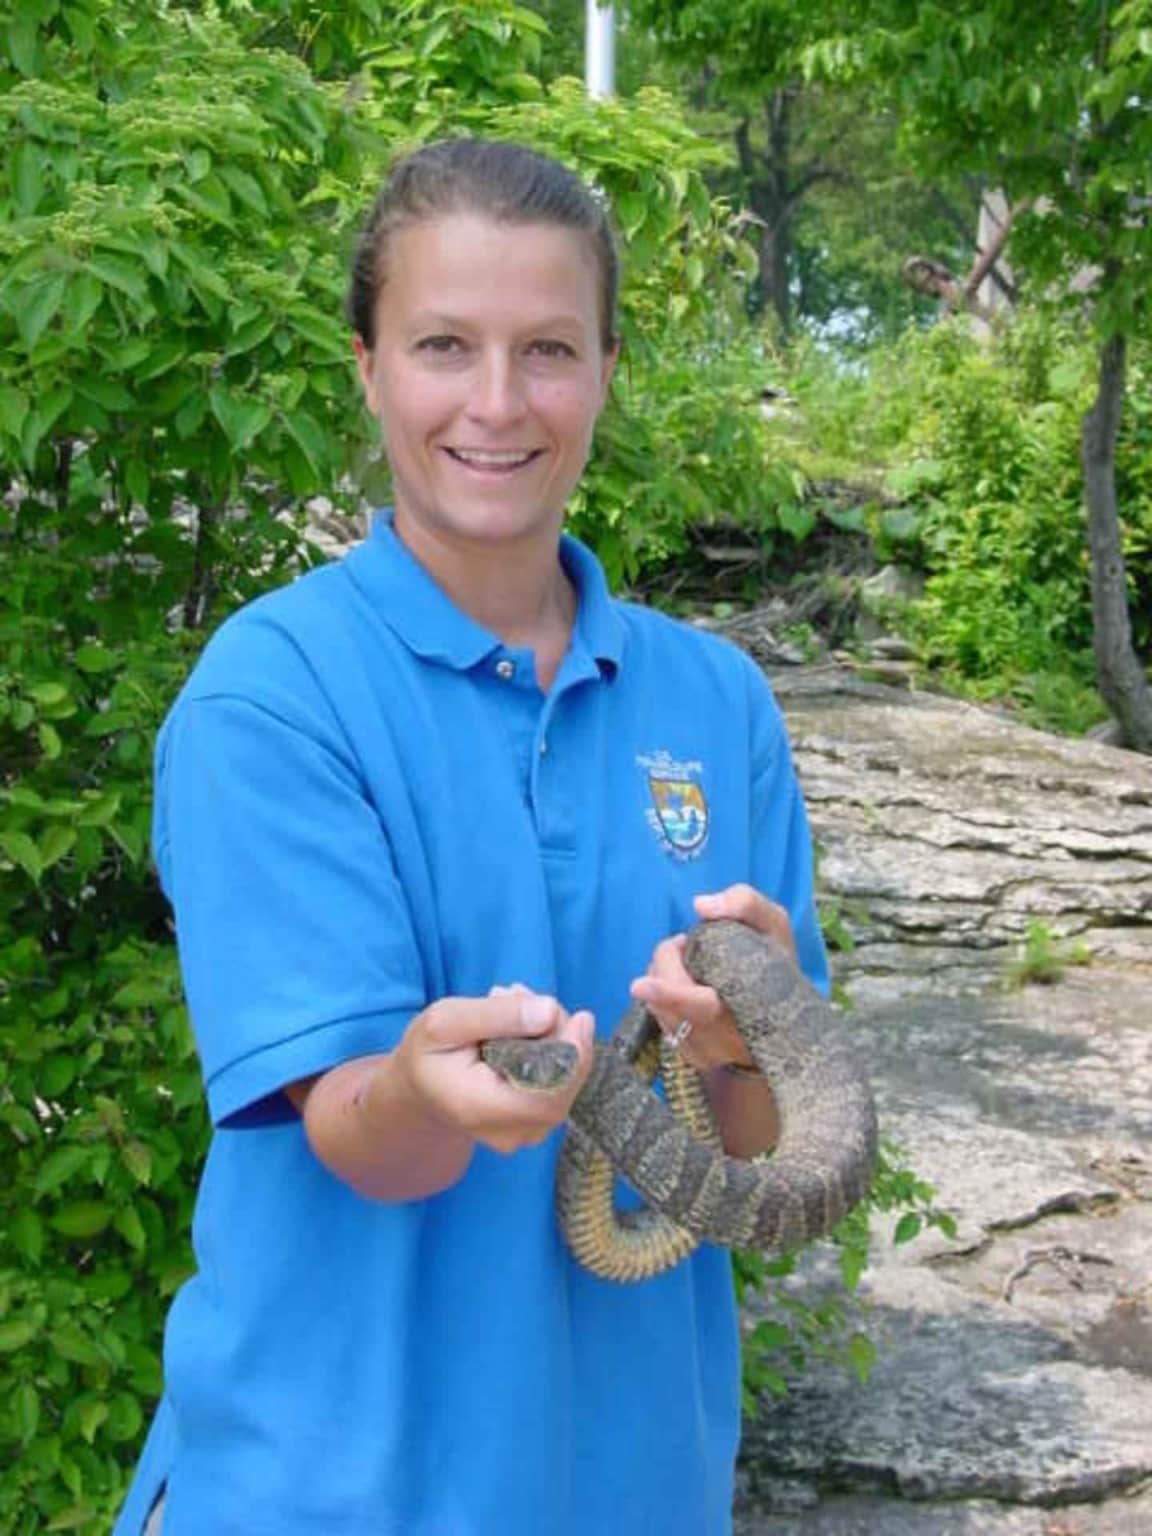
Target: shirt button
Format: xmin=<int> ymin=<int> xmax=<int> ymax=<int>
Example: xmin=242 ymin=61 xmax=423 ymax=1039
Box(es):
xmin=495 ymin=659 xmax=515 ymax=680
xmin=540 ymin=738 xmax=548 ymax=755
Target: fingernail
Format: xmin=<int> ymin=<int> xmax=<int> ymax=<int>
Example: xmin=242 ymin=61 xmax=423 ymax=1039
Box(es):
xmin=519 ymin=995 xmax=556 ymax=1033
xmin=630 ymin=979 xmax=655 ymax=1000
xmin=696 ymin=893 xmax=721 ymax=911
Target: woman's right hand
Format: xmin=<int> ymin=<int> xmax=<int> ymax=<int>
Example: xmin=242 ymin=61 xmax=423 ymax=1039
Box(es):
xmin=391 ymin=989 xmax=596 ymax=1156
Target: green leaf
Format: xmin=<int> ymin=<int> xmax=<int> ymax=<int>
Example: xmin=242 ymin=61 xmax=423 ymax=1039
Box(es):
xmin=40 ymin=1054 xmax=79 ymax=1096
xmin=228 ymin=313 xmax=278 ymax=355
xmin=135 ymin=337 xmax=187 ymax=381
xmin=778 ymin=501 xmax=817 ymax=542
xmin=12 ymin=1382 xmax=40 ymax=1444
xmin=106 ymin=1391 xmax=144 ymax=1443
xmin=8 ymin=1208 xmax=45 ymax=1264
xmin=8 ymin=12 xmax=39 ymax=75
xmin=76 ymin=790 xmax=122 ymax=824
xmin=33 ymin=1143 xmax=91 ymax=1197
xmin=847 ymin=1331 xmax=877 ymax=1384
xmin=38 ymin=722 xmax=62 ymax=760
xmin=74 ymin=643 xmax=118 ymax=674
xmin=50 ymin=1198 xmax=109 ymax=1234
xmin=176 ymin=171 xmax=233 ymax=224
xmin=0 ymin=384 xmax=30 ymax=439
xmin=39 ymin=384 xmax=73 ymax=436
xmin=282 ymin=409 xmax=328 ymax=475
xmin=289 ymin=309 xmax=348 ymax=360
xmin=49 ymin=1324 xmax=102 ymax=1366
xmin=209 ymin=384 xmax=273 ymax=449
xmin=121 ymin=1139 xmax=153 ymax=1186
xmin=40 ymin=825 xmax=77 ymax=869
xmin=11 ymin=139 xmax=44 ymax=215
xmin=0 ymin=1317 xmax=40 ymax=1353
xmin=15 ymin=270 xmax=69 ymax=350
xmin=27 ymin=682 xmax=68 ymax=707
xmin=78 ymin=377 xmax=136 ymax=411
xmin=125 ymin=459 xmax=150 ymax=505
xmin=47 ymin=1508 xmax=100 ymax=1532
xmin=0 ymin=830 xmax=44 ymax=882
xmin=894 ymin=1212 xmax=923 ymax=1245
xmin=77 ymin=1399 xmax=109 ymax=1444
xmin=84 ymin=252 xmax=147 ymax=303
xmin=112 ymin=1204 xmax=147 ymax=1251
xmin=61 ymin=271 xmax=104 ymax=336
xmin=170 ymin=242 xmax=232 ymax=301
xmin=217 ymin=163 xmax=268 ymax=216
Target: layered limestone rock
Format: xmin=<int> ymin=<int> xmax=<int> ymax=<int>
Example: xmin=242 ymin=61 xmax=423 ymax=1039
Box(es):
xmin=732 ymin=664 xmax=1152 ymax=1535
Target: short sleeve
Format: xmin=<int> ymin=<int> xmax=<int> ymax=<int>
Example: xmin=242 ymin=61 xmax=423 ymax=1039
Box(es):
xmin=153 ymin=671 xmax=427 ymax=1129
xmin=744 ymin=664 xmax=830 ymax=997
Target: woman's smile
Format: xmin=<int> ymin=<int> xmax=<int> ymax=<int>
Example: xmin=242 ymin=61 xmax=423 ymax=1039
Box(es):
xmin=443 ymin=446 xmax=545 ymax=473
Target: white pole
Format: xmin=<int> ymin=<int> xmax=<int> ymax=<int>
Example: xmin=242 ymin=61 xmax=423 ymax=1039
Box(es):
xmin=585 ymin=0 xmax=616 ymax=100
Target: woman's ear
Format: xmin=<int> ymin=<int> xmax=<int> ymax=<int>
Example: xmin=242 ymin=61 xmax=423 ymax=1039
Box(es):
xmin=352 ymin=335 xmax=380 ymax=417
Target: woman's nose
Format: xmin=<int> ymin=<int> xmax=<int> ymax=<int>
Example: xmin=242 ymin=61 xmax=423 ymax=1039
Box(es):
xmin=466 ymin=350 xmax=527 ymax=426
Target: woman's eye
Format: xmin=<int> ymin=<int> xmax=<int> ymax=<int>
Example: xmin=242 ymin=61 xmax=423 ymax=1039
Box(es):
xmin=530 ymin=339 xmax=576 ymax=359
xmin=416 ymin=335 xmax=463 ymax=354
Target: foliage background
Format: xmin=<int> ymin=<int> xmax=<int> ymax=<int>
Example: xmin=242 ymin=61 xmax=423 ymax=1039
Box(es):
xmin=2 ymin=0 xmax=1147 ymax=1531
xmin=0 ymin=4 xmax=812 ymax=1529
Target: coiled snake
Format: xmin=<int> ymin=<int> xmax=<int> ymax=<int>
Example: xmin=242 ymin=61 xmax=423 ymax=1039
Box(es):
xmin=482 ymin=919 xmax=879 ymax=1282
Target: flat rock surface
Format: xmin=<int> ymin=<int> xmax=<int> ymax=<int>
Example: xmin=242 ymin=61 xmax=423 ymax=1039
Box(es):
xmin=733 ymin=664 xmax=1152 ymax=1534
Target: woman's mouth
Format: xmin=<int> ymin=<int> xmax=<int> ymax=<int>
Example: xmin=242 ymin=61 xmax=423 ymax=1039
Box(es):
xmin=444 ymin=447 xmax=543 ymax=474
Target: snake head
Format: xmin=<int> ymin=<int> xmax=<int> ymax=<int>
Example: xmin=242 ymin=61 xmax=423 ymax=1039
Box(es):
xmin=481 ymin=1037 xmax=580 ymax=1092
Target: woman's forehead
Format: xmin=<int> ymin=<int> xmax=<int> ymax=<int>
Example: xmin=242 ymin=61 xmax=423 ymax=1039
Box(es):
xmin=380 ymin=213 xmax=602 ymax=320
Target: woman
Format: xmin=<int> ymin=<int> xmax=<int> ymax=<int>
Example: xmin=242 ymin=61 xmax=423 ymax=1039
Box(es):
xmin=115 ymin=137 xmax=828 ymax=1536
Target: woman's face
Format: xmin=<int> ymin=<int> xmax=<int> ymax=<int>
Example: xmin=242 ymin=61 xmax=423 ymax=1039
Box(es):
xmin=354 ymin=212 xmax=617 ymax=556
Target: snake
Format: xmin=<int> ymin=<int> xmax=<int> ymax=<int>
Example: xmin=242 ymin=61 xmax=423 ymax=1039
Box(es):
xmin=481 ymin=919 xmax=879 ymax=1282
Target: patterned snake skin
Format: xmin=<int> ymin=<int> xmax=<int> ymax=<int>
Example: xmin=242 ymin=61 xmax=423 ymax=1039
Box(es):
xmin=482 ymin=919 xmax=879 ymax=1282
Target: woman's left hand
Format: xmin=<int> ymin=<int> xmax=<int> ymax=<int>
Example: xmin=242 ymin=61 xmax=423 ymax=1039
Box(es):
xmin=629 ymin=884 xmax=797 ymax=1074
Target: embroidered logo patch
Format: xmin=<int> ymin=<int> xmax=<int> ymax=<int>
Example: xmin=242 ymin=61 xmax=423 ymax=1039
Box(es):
xmin=638 ymin=750 xmax=709 ymax=859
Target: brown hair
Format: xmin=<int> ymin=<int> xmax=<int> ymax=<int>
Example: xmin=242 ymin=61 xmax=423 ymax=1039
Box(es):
xmin=346 ymin=137 xmax=620 ymax=353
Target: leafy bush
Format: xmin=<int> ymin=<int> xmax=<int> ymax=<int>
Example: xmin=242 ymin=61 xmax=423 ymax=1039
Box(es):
xmin=0 ymin=4 xmax=798 ymax=1529
xmin=781 ymin=315 xmax=1152 ymax=732
xmin=0 ymin=5 xmax=950 ymax=1528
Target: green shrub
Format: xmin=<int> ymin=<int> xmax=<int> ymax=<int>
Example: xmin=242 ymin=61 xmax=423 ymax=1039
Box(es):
xmin=0 ymin=4 xmax=793 ymax=1528
xmin=780 ymin=314 xmax=1152 ymax=732
xmin=0 ymin=6 xmax=942 ymax=1527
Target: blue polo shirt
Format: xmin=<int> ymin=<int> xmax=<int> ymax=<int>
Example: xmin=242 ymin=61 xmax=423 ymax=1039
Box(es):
xmin=115 ymin=512 xmax=828 ymax=1536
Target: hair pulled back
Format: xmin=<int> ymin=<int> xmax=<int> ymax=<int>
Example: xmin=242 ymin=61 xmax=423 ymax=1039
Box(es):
xmin=346 ymin=137 xmax=620 ymax=353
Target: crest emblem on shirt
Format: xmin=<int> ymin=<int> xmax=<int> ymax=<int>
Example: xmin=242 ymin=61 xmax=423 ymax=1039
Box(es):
xmin=638 ymin=750 xmax=709 ymax=860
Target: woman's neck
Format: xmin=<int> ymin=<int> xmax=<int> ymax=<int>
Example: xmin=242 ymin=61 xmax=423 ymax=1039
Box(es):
xmin=392 ymin=510 xmax=576 ymax=685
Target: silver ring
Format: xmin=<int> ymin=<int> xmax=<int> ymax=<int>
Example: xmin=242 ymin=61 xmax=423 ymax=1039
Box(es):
xmin=668 ymin=1018 xmax=693 ymax=1050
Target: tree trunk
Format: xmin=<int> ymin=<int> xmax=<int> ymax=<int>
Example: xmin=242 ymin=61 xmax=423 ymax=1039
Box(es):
xmin=734 ymin=91 xmax=794 ymax=338
xmin=758 ymin=219 xmax=791 ymax=339
xmin=182 ymin=490 xmax=220 ymax=631
xmin=762 ymin=90 xmax=793 ymax=337
xmin=1081 ymin=331 xmax=1152 ymax=752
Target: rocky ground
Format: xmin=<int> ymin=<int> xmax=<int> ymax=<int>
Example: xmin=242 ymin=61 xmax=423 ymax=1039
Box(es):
xmin=730 ymin=663 xmax=1152 ymax=1536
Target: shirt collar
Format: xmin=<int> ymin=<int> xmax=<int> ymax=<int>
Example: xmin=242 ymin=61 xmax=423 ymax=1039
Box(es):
xmin=343 ymin=509 xmax=625 ymax=677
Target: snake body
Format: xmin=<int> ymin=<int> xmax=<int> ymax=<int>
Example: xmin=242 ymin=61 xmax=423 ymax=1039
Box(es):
xmin=482 ymin=919 xmax=879 ymax=1282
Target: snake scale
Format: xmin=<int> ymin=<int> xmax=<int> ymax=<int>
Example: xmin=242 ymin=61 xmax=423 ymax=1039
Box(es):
xmin=482 ymin=919 xmax=879 ymax=1282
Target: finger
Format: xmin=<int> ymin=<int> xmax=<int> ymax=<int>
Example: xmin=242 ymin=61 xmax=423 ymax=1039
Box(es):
xmin=422 ymin=992 xmax=559 ymax=1050
xmin=554 ymin=1008 xmax=597 ymax=1088
xmin=694 ymin=885 xmax=797 ymax=956
xmin=645 ymin=933 xmax=691 ymax=985
xmin=629 ymin=973 xmax=723 ymax=1033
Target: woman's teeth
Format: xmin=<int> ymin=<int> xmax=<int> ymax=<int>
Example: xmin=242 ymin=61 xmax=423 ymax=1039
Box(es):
xmin=448 ymin=448 xmax=538 ymax=469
